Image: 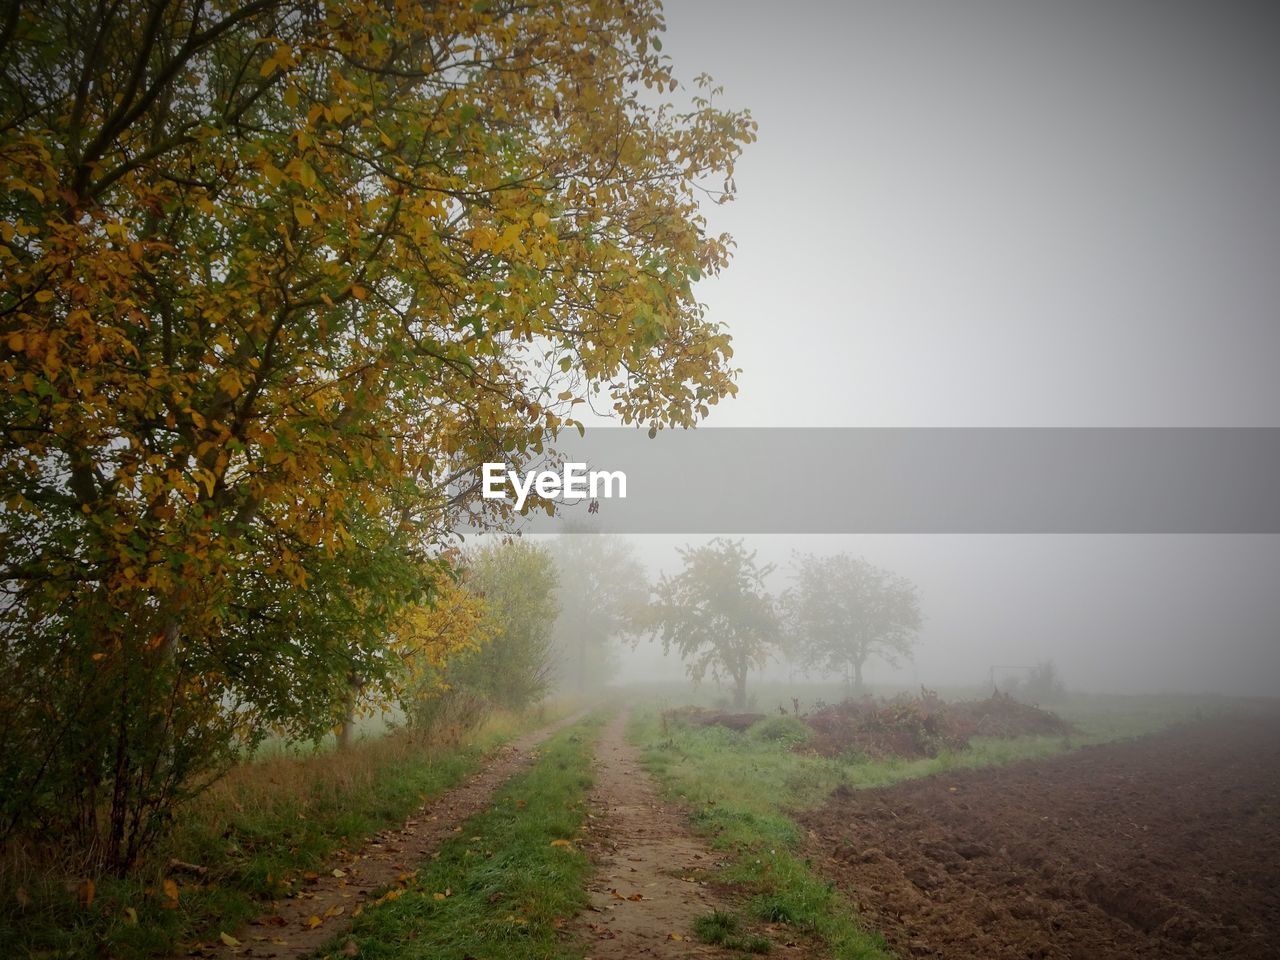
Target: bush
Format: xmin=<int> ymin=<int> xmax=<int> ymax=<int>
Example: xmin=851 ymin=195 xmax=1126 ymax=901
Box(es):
xmin=750 ymin=715 xmax=812 ymax=746
xmin=1003 ymin=660 xmax=1067 ymax=704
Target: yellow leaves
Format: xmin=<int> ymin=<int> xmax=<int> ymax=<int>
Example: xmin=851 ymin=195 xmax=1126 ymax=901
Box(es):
xmin=549 ymin=838 xmax=573 ymax=848
xmin=220 ymin=931 xmax=242 ymax=946
xmin=33 ymin=289 xmax=54 ymax=304
xmin=371 ymin=887 xmax=404 ymax=907
xmin=295 ymin=160 xmax=317 ymax=190
xmin=7 ymin=178 xmax=44 ymax=202
xmin=192 ymin=467 xmax=218 ymax=499
xmin=498 ymin=222 xmax=524 ymax=251
xmin=163 ymin=878 xmax=179 ymax=903
xmin=6 ymin=333 xmax=23 ymax=351
xmin=261 ymin=161 xmax=285 ymax=187
xmin=260 ymin=44 xmax=294 ymax=78
xmin=218 ymin=370 xmax=243 ymax=399
xmin=531 ymin=210 xmax=550 ymax=229
xmin=610 ymin=889 xmax=647 ymax=902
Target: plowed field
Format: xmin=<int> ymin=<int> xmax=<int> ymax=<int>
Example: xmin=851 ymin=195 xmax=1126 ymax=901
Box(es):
xmin=801 ymin=714 xmax=1280 ymax=959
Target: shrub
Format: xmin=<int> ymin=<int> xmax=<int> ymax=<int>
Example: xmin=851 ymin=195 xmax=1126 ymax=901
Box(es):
xmin=750 ymin=715 xmax=812 ymax=746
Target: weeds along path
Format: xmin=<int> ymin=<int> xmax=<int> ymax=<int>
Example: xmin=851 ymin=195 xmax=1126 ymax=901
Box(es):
xmin=573 ymin=708 xmax=810 ymax=959
xmin=189 ymin=709 xmax=588 ymax=960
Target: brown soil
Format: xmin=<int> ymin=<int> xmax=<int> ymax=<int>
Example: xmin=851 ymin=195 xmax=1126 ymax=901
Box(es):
xmin=183 ymin=709 xmax=586 ymax=959
xmin=663 ymin=706 xmax=767 ymax=732
xmin=803 ymin=690 xmax=1072 ymax=761
xmin=800 ymin=714 xmax=1280 ymax=959
xmin=572 ymin=708 xmax=813 ymax=959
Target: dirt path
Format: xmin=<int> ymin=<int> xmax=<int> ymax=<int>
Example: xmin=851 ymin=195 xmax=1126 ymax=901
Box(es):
xmin=573 ymin=708 xmax=810 ymax=959
xmin=188 ymin=709 xmax=587 ymax=959
xmin=801 ymin=713 xmax=1280 ymax=959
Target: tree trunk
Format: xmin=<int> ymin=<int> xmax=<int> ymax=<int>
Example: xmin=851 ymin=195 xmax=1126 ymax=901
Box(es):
xmin=338 ymin=672 xmax=363 ymax=750
xmin=853 ymin=659 xmax=865 ymax=695
xmin=733 ymin=672 xmax=747 ymax=710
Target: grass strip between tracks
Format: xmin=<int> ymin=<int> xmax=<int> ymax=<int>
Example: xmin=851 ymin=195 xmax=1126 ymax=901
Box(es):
xmin=313 ymin=715 xmax=603 ymax=960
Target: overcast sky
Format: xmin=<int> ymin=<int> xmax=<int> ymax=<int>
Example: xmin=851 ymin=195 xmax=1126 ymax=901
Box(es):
xmin=592 ymin=0 xmax=1280 ymax=698
xmin=663 ymin=0 xmax=1280 ymax=428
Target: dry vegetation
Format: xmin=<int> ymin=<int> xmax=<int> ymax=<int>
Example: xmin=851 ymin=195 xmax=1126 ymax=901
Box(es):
xmin=0 ymin=703 xmax=551 ymax=958
xmin=667 ymin=689 xmax=1073 ymax=760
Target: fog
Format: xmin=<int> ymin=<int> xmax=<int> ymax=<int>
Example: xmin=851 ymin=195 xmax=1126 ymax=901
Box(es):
xmin=538 ymin=0 xmax=1280 ymax=704
xmin=556 ymin=534 xmax=1275 ymax=699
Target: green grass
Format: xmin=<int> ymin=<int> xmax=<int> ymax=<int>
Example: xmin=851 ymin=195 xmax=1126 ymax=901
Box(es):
xmin=0 ymin=709 xmax=549 ymax=960
xmin=629 ymin=693 xmax=1217 ymax=960
xmin=313 ymin=717 xmax=603 ymax=960
xmin=632 ymin=710 xmax=892 ymax=960
xmin=693 ymin=909 xmax=772 ymax=954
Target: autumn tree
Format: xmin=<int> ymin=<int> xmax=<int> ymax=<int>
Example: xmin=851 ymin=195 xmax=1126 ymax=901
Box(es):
xmin=648 ymin=538 xmax=778 ymax=709
xmin=0 ymin=0 xmax=753 ymax=869
xmin=783 ymin=553 xmax=922 ymax=694
xmin=449 ymin=539 xmax=559 ymax=710
xmin=549 ymin=531 xmax=648 ymax=693
xmin=338 ymin=559 xmax=489 ymax=749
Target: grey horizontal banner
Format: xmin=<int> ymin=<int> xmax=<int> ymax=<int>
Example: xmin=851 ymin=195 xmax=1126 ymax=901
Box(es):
xmin=463 ymin=428 xmax=1280 ymax=534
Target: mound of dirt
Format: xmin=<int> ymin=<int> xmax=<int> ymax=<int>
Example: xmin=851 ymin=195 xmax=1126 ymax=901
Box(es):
xmin=663 ymin=706 xmax=766 ymax=732
xmin=803 ymin=691 xmax=966 ymax=760
xmin=947 ymin=691 xmax=1074 ymax=739
xmin=801 ymin=690 xmax=1071 ymax=760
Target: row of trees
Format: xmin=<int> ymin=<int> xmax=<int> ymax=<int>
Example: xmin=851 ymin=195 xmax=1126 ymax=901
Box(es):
xmin=539 ymin=535 xmax=924 ymax=710
xmin=650 ymin=539 xmax=924 ymax=708
xmin=0 ymin=0 xmax=753 ymax=872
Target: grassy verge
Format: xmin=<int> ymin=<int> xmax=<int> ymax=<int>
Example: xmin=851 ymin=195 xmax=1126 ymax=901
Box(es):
xmin=0 ymin=705 xmax=561 ymax=960
xmin=628 ymin=697 xmax=1206 ymax=960
xmin=314 ymin=717 xmax=602 ymax=960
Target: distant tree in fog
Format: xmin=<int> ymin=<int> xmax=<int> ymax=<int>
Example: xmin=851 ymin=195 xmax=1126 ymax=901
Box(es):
xmin=784 ymin=553 xmax=922 ymax=694
xmin=549 ymin=534 xmax=649 ymax=693
xmin=645 ymin=538 xmax=780 ymax=709
xmin=1002 ymin=660 xmax=1067 ymax=703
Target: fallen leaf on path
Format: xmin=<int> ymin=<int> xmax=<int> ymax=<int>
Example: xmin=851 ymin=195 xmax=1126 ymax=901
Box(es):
xmin=668 ymin=933 xmax=685 ymax=941
xmin=323 ymin=904 xmax=345 ymax=918
xmin=332 ymin=868 xmax=346 ymax=878
xmin=550 ymin=839 xmax=573 ymax=847
xmin=219 ymin=932 xmax=241 ymax=947
xmin=306 ymin=915 xmax=323 ymax=929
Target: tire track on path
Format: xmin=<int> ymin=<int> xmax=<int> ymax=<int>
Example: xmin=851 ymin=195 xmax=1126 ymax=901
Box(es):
xmin=184 ymin=708 xmax=588 ymax=960
xmin=573 ymin=707 xmax=814 ymax=959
